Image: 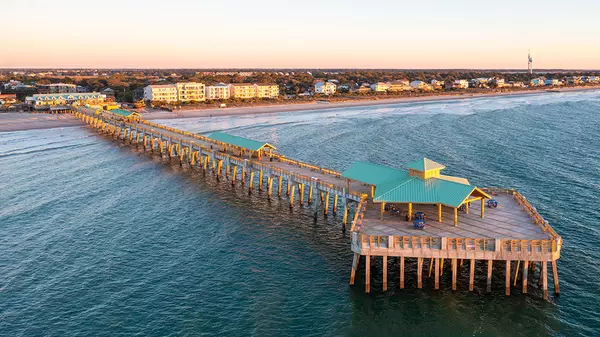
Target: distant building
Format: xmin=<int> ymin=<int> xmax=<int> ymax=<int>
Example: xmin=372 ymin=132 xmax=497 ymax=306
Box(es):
xmin=205 ymin=83 xmax=230 ymax=100
xmin=545 ymin=79 xmax=560 ymax=86
xmin=102 ymin=88 xmax=116 ymax=100
xmin=410 ymin=81 xmax=433 ymax=90
xmin=3 ymin=80 xmax=34 ymax=91
xmin=491 ymin=78 xmax=505 ymax=88
xmin=430 ymin=79 xmax=445 ymax=89
xmin=387 ymin=81 xmax=412 ymax=92
xmin=566 ymin=76 xmax=583 ymax=85
xmin=314 ymin=81 xmax=336 ymax=95
xmin=228 ymin=83 xmax=257 ymax=99
xmin=76 ymin=85 xmax=90 ymax=93
xmin=451 ymin=79 xmax=469 ymax=89
xmin=25 ymin=93 xmax=106 ymax=110
xmin=529 ymin=78 xmax=545 ymax=86
xmin=144 ymin=84 xmax=178 ymax=102
xmin=0 ymin=93 xmax=17 ymax=105
xmin=38 ymin=83 xmax=77 ymax=93
xmin=355 ymin=86 xmax=373 ymax=94
xmin=255 ymin=83 xmax=279 ymax=98
xmin=370 ymin=82 xmax=390 ymax=92
xmin=175 ymin=82 xmax=205 ymax=102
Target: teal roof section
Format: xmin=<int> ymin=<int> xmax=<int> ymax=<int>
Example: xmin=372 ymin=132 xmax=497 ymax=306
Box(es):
xmin=374 ymin=177 xmax=478 ymax=208
xmin=341 ymin=161 xmax=408 ymax=185
xmin=405 ymin=158 xmax=446 ymax=171
xmin=208 ymin=131 xmax=276 ymax=151
xmin=110 ymin=109 xmax=136 ymax=117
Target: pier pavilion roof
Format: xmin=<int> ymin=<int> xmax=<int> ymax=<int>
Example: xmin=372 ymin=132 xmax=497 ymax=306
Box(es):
xmin=208 ymin=131 xmax=276 ymax=152
xmin=110 ymin=109 xmax=139 ymax=118
xmin=343 ymin=158 xmax=489 ymax=208
xmin=341 ymin=161 xmax=408 ymax=185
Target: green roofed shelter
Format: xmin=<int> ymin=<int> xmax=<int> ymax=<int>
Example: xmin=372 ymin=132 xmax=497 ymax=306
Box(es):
xmin=110 ymin=109 xmax=139 ymax=118
xmin=208 ymin=131 xmax=276 ymax=158
xmin=344 ymin=157 xmax=491 ymax=226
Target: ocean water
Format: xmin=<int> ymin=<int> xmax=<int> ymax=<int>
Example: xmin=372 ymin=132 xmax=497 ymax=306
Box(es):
xmin=1 ymin=91 xmax=600 ymax=336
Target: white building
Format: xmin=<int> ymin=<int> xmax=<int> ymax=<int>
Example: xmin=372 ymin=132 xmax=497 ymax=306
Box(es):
xmin=144 ymin=85 xmax=178 ymax=103
xmin=205 ymin=83 xmax=230 ymax=100
xmin=38 ymin=83 xmax=77 ymax=93
xmin=452 ymin=79 xmax=469 ymax=89
xmin=315 ymin=81 xmax=336 ymax=95
xmin=370 ymin=82 xmax=390 ymax=92
xmin=431 ymin=79 xmax=445 ymax=88
xmin=410 ymin=81 xmax=433 ymax=90
xmin=545 ymin=79 xmax=560 ymax=86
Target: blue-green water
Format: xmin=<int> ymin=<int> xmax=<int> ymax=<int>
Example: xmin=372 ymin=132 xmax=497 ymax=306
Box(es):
xmin=1 ymin=91 xmax=600 ymax=336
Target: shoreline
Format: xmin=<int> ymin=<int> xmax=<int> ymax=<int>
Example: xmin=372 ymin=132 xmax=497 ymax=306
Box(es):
xmin=1 ymin=86 xmax=598 ymax=132
xmin=141 ymin=86 xmax=600 ymax=120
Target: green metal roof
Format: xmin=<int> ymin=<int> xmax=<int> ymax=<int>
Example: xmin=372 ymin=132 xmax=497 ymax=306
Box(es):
xmin=341 ymin=161 xmax=408 ymax=185
xmin=110 ymin=109 xmax=137 ymax=117
xmin=374 ymin=177 xmax=480 ymax=208
xmin=405 ymin=158 xmax=446 ymax=171
xmin=208 ymin=131 xmax=276 ymax=151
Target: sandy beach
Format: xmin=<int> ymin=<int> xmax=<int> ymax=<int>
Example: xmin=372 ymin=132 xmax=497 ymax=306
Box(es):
xmin=141 ymin=86 xmax=600 ymax=120
xmin=0 ymin=113 xmax=83 ymax=132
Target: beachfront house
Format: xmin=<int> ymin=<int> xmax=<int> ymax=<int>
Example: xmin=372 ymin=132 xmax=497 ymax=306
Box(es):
xmin=228 ymin=83 xmax=257 ymax=99
xmin=430 ymin=80 xmax=445 ymax=89
xmin=205 ymin=83 xmax=230 ymax=100
xmin=144 ymin=84 xmax=179 ymax=103
xmin=545 ymin=79 xmax=560 ymax=86
xmin=529 ymin=78 xmax=545 ymax=86
xmin=25 ymin=93 xmax=106 ymax=110
xmin=255 ymin=83 xmax=279 ymax=99
xmin=0 ymin=93 xmax=17 ymax=105
xmin=410 ymin=81 xmax=433 ymax=91
xmin=370 ymin=82 xmax=390 ymax=92
xmin=175 ymin=82 xmax=205 ymax=102
xmin=387 ymin=81 xmax=412 ymax=92
xmin=315 ymin=81 xmax=337 ymax=95
xmin=452 ymin=79 xmax=469 ymax=89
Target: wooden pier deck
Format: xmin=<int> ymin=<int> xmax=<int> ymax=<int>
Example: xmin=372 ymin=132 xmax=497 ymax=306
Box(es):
xmin=72 ymin=107 xmax=562 ymax=300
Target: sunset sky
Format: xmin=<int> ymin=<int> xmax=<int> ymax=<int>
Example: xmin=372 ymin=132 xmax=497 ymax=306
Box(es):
xmin=2 ymin=0 xmax=599 ymax=69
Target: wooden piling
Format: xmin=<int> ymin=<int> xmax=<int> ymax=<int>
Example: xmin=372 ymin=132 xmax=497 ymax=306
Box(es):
xmin=308 ymin=185 xmax=313 ymax=204
xmin=552 ymin=260 xmax=560 ymax=295
xmin=428 ymin=258 xmax=434 ymax=278
xmin=434 ymin=258 xmax=440 ymax=290
xmin=249 ymin=171 xmax=255 ymax=193
xmin=268 ymin=178 xmax=273 ymax=197
xmin=506 ymin=260 xmax=511 ymax=296
xmin=259 ymin=170 xmax=264 ymax=191
xmin=542 ymin=261 xmax=548 ymax=300
xmin=350 ymin=253 xmax=359 ymax=285
xmin=451 ymin=258 xmax=457 ymax=291
xmin=231 ymin=166 xmax=237 ymax=185
xmin=513 ymin=260 xmax=520 ymax=286
xmin=469 ymin=259 xmax=475 ymax=291
xmin=324 ymin=193 xmax=330 ymax=215
xmin=417 ymin=257 xmax=423 ymax=289
xmin=365 ymin=255 xmax=371 ymax=293
xmin=382 ymin=255 xmax=388 ymax=291
xmin=300 ymin=184 xmax=305 ymax=206
xmin=289 ymin=185 xmax=295 ymax=207
xmin=333 ymin=194 xmax=338 ymax=214
xmin=400 ymin=256 xmax=405 ymax=289
xmin=487 ymin=259 xmax=493 ymax=293
xmin=278 ymin=176 xmax=283 ymax=197
xmin=522 ymin=260 xmax=529 ymax=294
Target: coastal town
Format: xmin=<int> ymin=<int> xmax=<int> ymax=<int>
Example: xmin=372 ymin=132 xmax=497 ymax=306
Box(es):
xmin=1 ymin=68 xmax=599 ymax=112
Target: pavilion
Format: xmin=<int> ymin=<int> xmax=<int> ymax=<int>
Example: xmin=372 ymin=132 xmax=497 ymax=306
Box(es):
xmin=208 ymin=131 xmax=276 ymax=159
xmin=342 ymin=158 xmax=491 ymax=226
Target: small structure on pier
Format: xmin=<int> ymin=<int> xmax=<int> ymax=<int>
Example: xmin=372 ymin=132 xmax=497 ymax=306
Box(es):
xmin=208 ymin=131 xmax=276 ymax=158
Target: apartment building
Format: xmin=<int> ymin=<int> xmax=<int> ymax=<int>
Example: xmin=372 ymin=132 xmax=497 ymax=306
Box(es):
xmin=255 ymin=83 xmax=279 ymax=98
xmin=25 ymin=93 xmax=106 ymax=110
xmin=315 ymin=81 xmax=336 ymax=95
xmin=205 ymin=83 xmax=230 ymax=100
xmin=144 ymin=85 xmax=178 ymax=102
xmin=38 ymin=83 xmax=77 ymax=93
xmin=228 ymin=83 xmax=256 ymax=99
xmin=175 ymin=82 xmax=205 ymax=102
xmin=370 ymin=82 xmax=390 ymax=92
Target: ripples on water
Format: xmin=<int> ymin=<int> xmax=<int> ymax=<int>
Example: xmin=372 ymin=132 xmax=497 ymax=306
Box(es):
xmin=1 ymin=91 xmax=600 ymax=336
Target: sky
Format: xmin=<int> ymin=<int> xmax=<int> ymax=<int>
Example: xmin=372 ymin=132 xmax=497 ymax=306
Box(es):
xmin=1 ymin=0 xmax=599 ymax=69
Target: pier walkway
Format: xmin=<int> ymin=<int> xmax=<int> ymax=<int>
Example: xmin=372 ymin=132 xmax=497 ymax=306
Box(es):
xmin=73 ymin=107 xmax=562 ymax=300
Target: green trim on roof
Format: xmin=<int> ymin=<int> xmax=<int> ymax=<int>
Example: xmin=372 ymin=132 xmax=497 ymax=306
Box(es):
xmin=374 ymin=176 xmax=483 ymax=208
xmin=110 ymin=109 xmax=137 ymax=117
xmin=405 ymin=158 xmax=446 ymax=171
xmin=341 ymin=161 xmax=408 ymax=185
xmin=208 ymin=131 xmax=276 ymax=151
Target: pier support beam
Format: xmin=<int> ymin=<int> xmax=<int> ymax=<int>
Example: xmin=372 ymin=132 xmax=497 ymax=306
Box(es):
xmin=278 ymin=176 xmax=283 ymax=197
xmin=417 ymin=257 xmax=423 ymax=289
xmin=259 ymin=170 xmax=264 ymax=191
xmin=365 ymin=255 xmax=371 ymax=293
xmin=268 ymin=178 xmax=273 ymax=198
xmin=481 ymin=198 xmax=485 ymax=218
xmin=289 ymin=185 xmax=295 ymax=207
xmin=438 ymin=204 xmax=442 ymax=222
xmin=506 ymin=260 xmax=511 ymax=296
xmin=552 ymin=260 xmax=560 ymax=295
xmin=399 ymin=256 xmax=405 ymax=289
xmin=343 ymin=201 xmax=349 ymax=226
xmin=487 ymin=259 xmax=493 ymax=293
xmin=382 ymin=256 xmax=388 ymax=291
xmin=333 ymin=195 xmax=338 ymax=214
xmin=542 ymin=261 xmax=548 ymax=300
xmin=299 ymin=184 xmax=305 ymax=206
xmin=308 ymin=186 xmax=313 ymax=204
xmin=350 ymin=253 xmax=359 ymax=285
xmin=523 ymin=260 xmax=529 ymax=294
xmin=380 ymin=202 xmax=385 ymax=220
xmin=231 ymin=166 xmax=237 ymax=185
xmin=452 ymin=258 xmax=457 ymax=291
xmin=434 ymin=258 xmax=440 ymax=290
xmin=324 ymin=193 xmax=330 ymax=215
xmin=454 ymin=207 xmax=458 ymax=226
xmin=469 ymin=259 xmax=475 ymax=291
xmin=408 ymin=203 xmax=412 ymax=220
xmin=249 ymin=172 xmax=255 ymax=193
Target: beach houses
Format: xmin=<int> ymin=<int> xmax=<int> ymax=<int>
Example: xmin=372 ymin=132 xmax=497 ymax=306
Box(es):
xmin=205 ymin=83 xmax=230 ymax=100
xmin=0 ymin=93 xmax=17 ymax=105
xmin=315 ymin=81 xmax=337 ymax=95
xmin=370 ymin=82 xmax=390 ymax=92
xmin=25 ymin=93 xmax=106 ymax=110
xmin=451 ymin=79 xmax=469 ymax=89
xmin=387 ymin=81 xmax=412 ymax=92
xmin=430 ymin=80 xmax=445 ymax=89
xmin=545 ymin=79 xmax=560 ymax=86
xmin=529 ymin=78 xmax=545 ymax=86
xmin=37 ymin=83 xmax=77 ymax=94
xmin=410 ymin=81 xmax=433 ymax=91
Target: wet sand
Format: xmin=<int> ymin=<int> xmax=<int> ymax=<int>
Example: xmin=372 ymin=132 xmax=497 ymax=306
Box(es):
xmin=141 ymin=86 xmax=600 ymax=120
xmin=0 ymin=113 xmax=83 ymax=132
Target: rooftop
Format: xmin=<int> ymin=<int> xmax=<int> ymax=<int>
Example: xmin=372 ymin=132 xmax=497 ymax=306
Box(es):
xmin=208 ymin=131 xmax=276 ymax=152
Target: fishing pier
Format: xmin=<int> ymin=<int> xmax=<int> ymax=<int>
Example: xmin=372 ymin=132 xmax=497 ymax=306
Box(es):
xmin=73 ymin=107 xmax=562 ymax=300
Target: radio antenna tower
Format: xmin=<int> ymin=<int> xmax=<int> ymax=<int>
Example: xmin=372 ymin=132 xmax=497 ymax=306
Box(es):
xmin=528 ymin=49 xmax=533 ymax=74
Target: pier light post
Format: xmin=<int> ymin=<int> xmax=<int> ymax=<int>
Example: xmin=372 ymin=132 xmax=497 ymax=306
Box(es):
xmin=453 ymin=207 xmax=458 ymax=226
xmin=408 ymin=203 xmax=413 ymax=220
xmin=481 ymin=198 xmax=485 ymax=218
xmin=380 ymin=202 xmax=386 ymax=220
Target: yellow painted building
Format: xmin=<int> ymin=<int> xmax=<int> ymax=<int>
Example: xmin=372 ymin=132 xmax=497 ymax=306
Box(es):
xmin=228 ymin=83 xmax=257 ymax=99
xmin=255 ymin=83 xmax=279 ymax=98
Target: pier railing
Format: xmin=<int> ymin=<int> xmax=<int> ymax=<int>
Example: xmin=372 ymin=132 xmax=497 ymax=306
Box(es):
xmin=352 ymin=233 xmax=560 ymax=260
xmin=350 ymin=195 xmax=369 ymax=232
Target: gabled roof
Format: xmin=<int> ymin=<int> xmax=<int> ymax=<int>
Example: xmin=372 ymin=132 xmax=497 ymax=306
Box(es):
xmin=208 ymin=131 xmax=276 ymax=151
xmin=341 ymin=161 xmax=408 ymax=185
xmin=405 ymin=158 xmax=446 ymax=171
